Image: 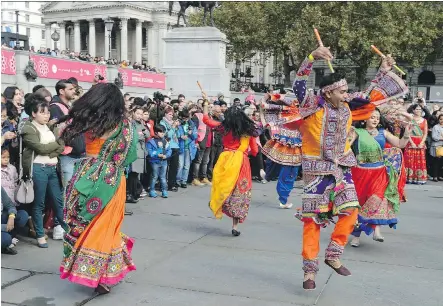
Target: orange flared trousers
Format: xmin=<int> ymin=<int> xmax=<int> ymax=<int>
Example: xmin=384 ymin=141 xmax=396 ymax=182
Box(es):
xmin=302 ymin=209 xmax=358 ymax=260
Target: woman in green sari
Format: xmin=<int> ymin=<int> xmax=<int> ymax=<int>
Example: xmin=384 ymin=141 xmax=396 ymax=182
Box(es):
xmin=349 ymin=109 xmax=411 ymax=247
xmin=59 ymin=83 xmax=138 ymax=294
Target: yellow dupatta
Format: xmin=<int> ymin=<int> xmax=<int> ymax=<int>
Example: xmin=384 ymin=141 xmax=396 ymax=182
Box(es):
xmin=209 ymin=136 xmax=250 ymax=219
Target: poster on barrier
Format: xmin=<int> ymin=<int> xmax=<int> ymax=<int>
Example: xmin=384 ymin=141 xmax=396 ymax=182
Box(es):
xmin=118 ymin=68 xmax=166 ymax=89
xmin=29 ymin=54 xmax=107 ymax=82
xmin=1 ymin=50 xmax=17 ymax=75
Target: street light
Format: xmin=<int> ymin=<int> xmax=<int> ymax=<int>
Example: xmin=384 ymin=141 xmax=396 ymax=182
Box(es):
xmin=15 ymin=10 xmax=19 ymax=49
xmin=104 ymin=17 xmax=114 ymax=60
xmin=51 ymin=28 xmax=60 ymax=51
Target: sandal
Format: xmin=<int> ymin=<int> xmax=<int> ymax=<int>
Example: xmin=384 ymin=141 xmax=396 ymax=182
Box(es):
xmin=231 ymin=229 xmax=241 ymax=236
xmin=95 ymin=284 xmax=111 ymax=295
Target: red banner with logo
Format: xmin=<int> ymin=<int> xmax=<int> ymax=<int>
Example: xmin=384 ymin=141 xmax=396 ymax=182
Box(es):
xmin=118 ymin=68 xmax=166 ymax=90
xmin=29 ymin=54 xmax=107 ymax=83
xmin=1 ymin=50 xmax=16 ymax=75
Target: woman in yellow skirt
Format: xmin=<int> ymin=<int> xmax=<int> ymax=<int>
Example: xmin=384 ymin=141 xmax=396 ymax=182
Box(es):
xmin=202 ymin=102 xmax=258 ymax=236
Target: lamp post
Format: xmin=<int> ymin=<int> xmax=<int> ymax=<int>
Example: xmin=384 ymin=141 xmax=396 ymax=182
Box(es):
xmin=104 ymin=17 xmax=114 ymax=60
xmin=51 ymin=28 xmax=60 ymax=51
xmin=15 ymin=10 xmax=19 ymax=49
xmin=408 ymin=67 xmax=414 ymax=99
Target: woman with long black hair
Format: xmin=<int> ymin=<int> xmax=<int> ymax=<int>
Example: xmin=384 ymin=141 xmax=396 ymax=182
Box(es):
xmin=202 ymin=102 xmax=258 ymax=236
xmin=59 ymin=83 xmax=137 ymax=294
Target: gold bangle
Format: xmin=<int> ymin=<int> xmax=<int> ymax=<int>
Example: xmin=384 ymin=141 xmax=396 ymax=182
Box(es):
xmin=8 ymin=214 xmax=15 ymax=219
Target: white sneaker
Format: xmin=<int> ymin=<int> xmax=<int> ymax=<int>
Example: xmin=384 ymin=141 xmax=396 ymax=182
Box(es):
xmin=11 ymin=238 xmax=19 ymax=245
xmin=52 ymin=225 xmax=65 ymax=240
xmin=350 ymin=237 xmax=360 ymax=247
xmin=279 ymin=203 xmax=293 ymax=209
xmin=260 ymin=169 xmax=266 ymax=180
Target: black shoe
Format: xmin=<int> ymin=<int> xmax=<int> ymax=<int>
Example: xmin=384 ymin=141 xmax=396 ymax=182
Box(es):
xmin=433 ymin=178 xmax=438 ymax=182
xmin=168 ymin=186 xmax=178 ymax=192
xmin=2 ymin=247 xmax=18 ymax=255
xmin=303 ymin=279 xmax=316 ymax=290
xmin=180 ymin=183 xmax=188 ymax=188
xmin=126 ymin=195 xmax=138 ymax=204
xmin=124 ymin=210 xmax=133 ymax=216
xmin=231 ymin=229 xmax=241 ymax=236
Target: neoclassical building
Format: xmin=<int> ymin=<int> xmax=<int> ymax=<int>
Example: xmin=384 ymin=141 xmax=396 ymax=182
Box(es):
xmin=41 ymin=1 xmax=183 ymax=68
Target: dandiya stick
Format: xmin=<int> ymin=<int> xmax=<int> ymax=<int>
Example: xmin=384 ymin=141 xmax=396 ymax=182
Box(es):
xmin=313 ymin=28 xmax=334 ymax=73
xmin=197 ymin=81 xmax=208 ymax=100
xmin=370 ymin=45 xmax=406 ymax=75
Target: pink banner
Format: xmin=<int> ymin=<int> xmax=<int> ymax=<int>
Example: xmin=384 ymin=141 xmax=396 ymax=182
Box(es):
xmin=29 ymin=54 xmax=107 ymax=83
xmin=1 ymin=50 xmax=16 ymax=75
xmin=118 ymin=68 xmax=166 ymax=90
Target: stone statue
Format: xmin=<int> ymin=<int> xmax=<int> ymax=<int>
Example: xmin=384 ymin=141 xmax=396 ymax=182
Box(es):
xmin=114 ymin=72 xmax=124 ymax=89
xmin=24 ymin=59 xmax=37 ymax=81
xmin=169 ymin=1 xmax=218 ymax=27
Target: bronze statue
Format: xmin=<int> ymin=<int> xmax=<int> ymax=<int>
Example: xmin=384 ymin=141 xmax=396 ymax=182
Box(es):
xmin=169 ymin=1 xmax=218 ymax=27
xmin=24 ymin=59 xmax=37 ymax=81
xmin=114 ymin=72 xmax=124 ymax=89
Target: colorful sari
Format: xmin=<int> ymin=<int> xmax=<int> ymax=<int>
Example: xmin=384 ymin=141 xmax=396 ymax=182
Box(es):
xmin=60 ymin=119 xmax=137 ymax=288
xmin=404 ymin=119 xmax=427 ymax=184
xmin=210 ymin=136 xmax=252 ymax=223
xmin=351 ymin=129 xmax=402 ymax=236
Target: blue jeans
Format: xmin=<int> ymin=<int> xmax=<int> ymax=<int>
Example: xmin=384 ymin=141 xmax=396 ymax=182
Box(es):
xmin=177 ymin=149 xmax=191 ymax=184
xmin=32 ymin=164 xmax=66 ymax=238
xmin=150 ymin=161 xmax=168 ymax=192
xmin=1 ymin=210 xmax=29 ymax=248
xmin=276 ymin=165 xmax=300 ymax=204
xmin=60 ymin=155 xmax=82 ymax=188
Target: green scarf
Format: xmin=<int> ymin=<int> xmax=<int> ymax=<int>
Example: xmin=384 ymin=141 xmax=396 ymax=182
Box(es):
xmin=355 ymin=129 xmax=400 ymax=212
xmin=411 ymin=119 xmax=423 ymax=137
xmin=65 ymin=119 xmax=137 ymax=227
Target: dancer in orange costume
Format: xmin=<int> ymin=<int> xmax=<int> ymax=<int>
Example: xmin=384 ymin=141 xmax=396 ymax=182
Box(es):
xmin=293 ymin=46 xmax=408 ymax=290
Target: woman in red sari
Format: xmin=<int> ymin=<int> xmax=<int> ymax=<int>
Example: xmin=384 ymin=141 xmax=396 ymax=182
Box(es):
xmin=404 ymin=104 xmax=428 ymax=184
xmin=202 ymin=102 xmax=258 ymax=236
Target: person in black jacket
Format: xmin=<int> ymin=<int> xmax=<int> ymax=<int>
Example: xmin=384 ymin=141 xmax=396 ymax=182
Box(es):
xmin=49 ymin=79 xmax=85 ymax=188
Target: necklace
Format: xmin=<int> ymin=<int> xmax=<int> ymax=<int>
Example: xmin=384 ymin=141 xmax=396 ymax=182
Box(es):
xmin=366 ymin=128 xmax=378 ymax=137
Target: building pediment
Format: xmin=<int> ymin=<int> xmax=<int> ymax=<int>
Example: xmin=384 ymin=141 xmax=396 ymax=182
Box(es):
xmin=42 ymin=1 xmax=180 ymax=14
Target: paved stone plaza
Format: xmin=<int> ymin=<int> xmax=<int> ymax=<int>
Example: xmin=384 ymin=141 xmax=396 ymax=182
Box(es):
xmin=1 ymin=181 xmax=443 ymax=306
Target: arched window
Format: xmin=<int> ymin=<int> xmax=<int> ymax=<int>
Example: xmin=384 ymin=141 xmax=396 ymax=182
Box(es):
xmin=417 ymin=70 xmax=436 ymax=85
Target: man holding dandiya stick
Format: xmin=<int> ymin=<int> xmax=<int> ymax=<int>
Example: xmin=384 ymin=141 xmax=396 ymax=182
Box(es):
xmin=293 ymin=41 xmax=408 ymax=290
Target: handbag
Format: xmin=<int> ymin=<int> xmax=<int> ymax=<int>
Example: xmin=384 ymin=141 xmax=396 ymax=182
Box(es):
xmin=15 ymin=134 xmax=34 ymax=204
xmin=436 ymin=146 xmax=443 ymax=158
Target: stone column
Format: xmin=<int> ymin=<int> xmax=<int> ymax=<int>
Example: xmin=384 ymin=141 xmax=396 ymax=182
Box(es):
xmin=120 ymin=18 xmax=128 ymax=62
xmin=147 ymin=23 xmax=155 ymax=66
xmin=134 ymin=19 xmax=142 ymax=63
xmin=73 ymin=21 xmax=81 ymax=52
xmin=58 ymin=22 xmax=66 ymax=51
xmin=104 ymin=26 xmax=110 ymax=60
xmin=45 ymin=23 xmax=52 ymax=49
xmin=157 ymin=23 xmax=168 ymax=69
xmin=87 ymin=19 xmax=96 ymax=56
